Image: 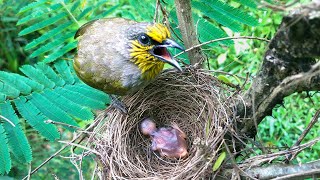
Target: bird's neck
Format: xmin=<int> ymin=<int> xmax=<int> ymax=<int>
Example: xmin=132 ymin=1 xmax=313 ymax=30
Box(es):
xmin=131 ymin=56 xmax=164 ymax=80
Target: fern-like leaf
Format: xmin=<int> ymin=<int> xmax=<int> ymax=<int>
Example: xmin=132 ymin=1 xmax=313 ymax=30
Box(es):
xmin=14 ymin=97 xmax=60 ymax=141
xmin=44 ymin=41 xmax=77 ymax=63
xmin=65 ymin=84 xmax=110 ymax=103
xmin=35 ymin=63 xmax=66 ymax=87
xmin=0 ymin=82 xmax=20 ymax=99
xmin=42 ymin=89 xmax=94 ymax=121
xmin=197 ymin=18 xmax=233 ymax=47
xmin=18 ymin=12 xmax=68 ymax=36
xmin=1 ymin=0 xmax=120 ymax=174
xmin=29 ymin=31 xmax=74 ymax=58
xmin=0 ymin=71 xmax=32 ymax=95
xmin=20 ymin=65 xmax=55 ymax=89
xmin=77 ymin=0 xmax=107 ymax=20
xmin=96 ymin=4 xmax=120 ymax=19
xmin=0 ymin=123 xmax=11 ymax=175
xmin=200 ymin=0 xmax=258 ymax=26
xmin=53 ymin=60 xmax=75 ymax=84
xmin=0 ymin=102 xmax=32 ymax=163
xmin=0 ymin=93 xmax=6 ymax=103
xmin=29 ymin=92 xmax=79 ymax=127
xmin=17 ymin=3 xmax=63 ymax=26
xmin=17 ymin=0 xmax=48 ymax=14
xmin=55 ymin=86 xmax=106 ymax=110
xmin=24 ymin=22 xmax=73 ymax=50
xmin=233 ymin=0 xmax=257 ymax=9
xmin=13 ymin=74 xmax=44 ymax=92
xmin=192 ymin=1 xmax=243 ymax=32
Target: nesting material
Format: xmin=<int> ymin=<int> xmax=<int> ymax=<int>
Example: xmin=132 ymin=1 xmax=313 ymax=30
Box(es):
xmin=140 ymin=118 xmax=188 ymax=159
xmin=91 ymin=68 xmax=241 ymax=179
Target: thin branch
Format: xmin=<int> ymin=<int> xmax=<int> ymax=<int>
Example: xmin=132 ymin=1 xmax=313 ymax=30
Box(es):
xmin=58 ymin=141 xmax=100 ymax=155
xmin=153 ymin=0 xmax=160 ymax=23
xmin=27 ymin=163 xmax=31 ymax=180
xmin=174 ymin=0 xmax=205 ymax=65
xmin=59 ymin=0 xmax=80 ymax=27
xmin=240 ymin=137 xmax=320 ymax=167
xmin=223 ymin=141 xmax=258 ymax=180
xmin=174 ymin=36 xmax=270 ymax=58
xmin=286 ymin=109 xmax=320 ymax=162
xmin=45 ymin=119 xmax=83 ymax=130
xmin=293 ymin=109 xmax=320 ymax=147
xmin=21 ymin=116 xmax=104 ymax=180
xmin=244 ymin=160 xmax=320 ymax=180
xmin=273 ymin=168 xmax=320 ymax=180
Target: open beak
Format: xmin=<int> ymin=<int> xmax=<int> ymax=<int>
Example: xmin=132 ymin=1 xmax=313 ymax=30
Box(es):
xmin=150 ymin=39 xmax=184 ymax=72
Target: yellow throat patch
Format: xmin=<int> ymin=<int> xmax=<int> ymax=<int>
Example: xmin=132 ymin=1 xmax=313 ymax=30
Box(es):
xmin=130 ymin=23 xmax=171 ymax=81
xmin=130 ymin=40 xmax=164 ymax=80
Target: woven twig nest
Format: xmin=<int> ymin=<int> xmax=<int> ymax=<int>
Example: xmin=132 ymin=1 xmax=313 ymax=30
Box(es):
xmin=90 ymin=68 xmax=240 ymax=179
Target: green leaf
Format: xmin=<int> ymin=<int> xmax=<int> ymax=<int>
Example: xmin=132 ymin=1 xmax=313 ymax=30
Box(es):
xmin=42 ymin=89 xmax=94 ymax=121
xmin=25 ymin=22 xmax=73 ymax=50
xmin=197 ymin=19 xmax=233 ymax=47
xmin=128 ymin=0 xmax=154 ymax=21
xmin=0 ymin=102 xmax=32 ymax=163
xmin=217 ymin=75 xmax=231 ymax=84
xmin=29 ymin=31 xmax=74 ymax=58
xmin=96 ymin=4 xmax=120 ymax=19
xmin=202 ymin=0 xmax=258 ymax=26
xmin=213 ymin=151 xmax=226 ymax=172
xmin=29 ymin=93 xmax=79 ymax=128
xmin=64 ymin=84 xmax=110 ymax=104
xmin=20 ymin=65 xmax=55 ymax=89
xmin=35 ymin=63 xmax=66 ymax=87
xmin=55 ymin=87 xmax=106 ymax=110
xmin=14 ymin=97 xmax=60 ymax=141
xmin=17 ymin=3 xmax=63 ymax=25
xmin=77 ymin=0 xmax=106 ymax=20
xmin=12 ymin=75 xmax=44 ymax=92
xmin=0 ymin=93 xmax=6 ymax=103
xmin=44 ymin=41 xmax=77 ymax=63
xmin=54 ymin=60 xmax=75 ymax=84
xmin=19 ymin=12 xmax=68 ymax=36
xmin=0 ymin=71 xmax=32 ymax=95
xmin=18 ymin=0 xmax=48 ymax=14
xmin=192 ymin=1 xmax=243 ymax=32
xmin=0 ymin=124 xmax=11 ymax=175
xmin=0 ymin=82 xmax=20 ymax=98
xmin=70 ymin=1 xmax=80 ymax=12
xmin=233 ymin=0 xmax=257 ymax=9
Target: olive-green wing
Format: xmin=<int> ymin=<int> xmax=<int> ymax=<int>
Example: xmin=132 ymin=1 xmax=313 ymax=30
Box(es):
xmin=74 ymin=19 xmax=100 ymax=39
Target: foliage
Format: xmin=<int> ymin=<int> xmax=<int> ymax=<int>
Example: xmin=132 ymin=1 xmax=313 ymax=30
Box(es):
xmin=17 ymin=0 xmax=120 ymax=63
xmin=258 ymin=92 xmax=320 ymax=163
xmin=0 ymin=0 xmax=263 ymax=176
xmin=0 ymin=0 xmax=30 ymax=72
xmin=0 ymin=0 xmax=116 ymax=175
xmin=0 ymin=0 xmax=318 ymax=178
xmin=167 ymin=0 xmax=259 ymax=63
xmin=210 ymin=0 xmax=319 ymax=166
xmin=0 ymin=60 xmax=109 ymax=174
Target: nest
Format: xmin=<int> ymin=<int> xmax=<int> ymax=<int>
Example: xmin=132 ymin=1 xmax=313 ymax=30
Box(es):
xmin=90 ymin=68 xmax=241 ymax=179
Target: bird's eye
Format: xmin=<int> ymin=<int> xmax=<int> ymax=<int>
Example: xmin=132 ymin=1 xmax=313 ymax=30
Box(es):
xmin=138 ymin=34 xmax=150 ymax=45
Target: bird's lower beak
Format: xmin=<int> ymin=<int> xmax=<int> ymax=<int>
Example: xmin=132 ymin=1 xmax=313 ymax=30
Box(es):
xmin=150 ymin=39 xmax=184 ymax=72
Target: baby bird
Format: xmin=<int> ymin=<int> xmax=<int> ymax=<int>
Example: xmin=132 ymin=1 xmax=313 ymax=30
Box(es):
xmin=140 ymin=118 xmax=188 ymax=159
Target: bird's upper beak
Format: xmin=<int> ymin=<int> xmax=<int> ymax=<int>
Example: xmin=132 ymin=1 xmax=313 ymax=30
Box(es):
xmin=150 ymin=39 xmax=184 ymax=72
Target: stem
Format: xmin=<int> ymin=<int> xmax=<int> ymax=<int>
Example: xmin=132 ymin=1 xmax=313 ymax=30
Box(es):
xmin=174 ymin=0 xmax=205 ymax=65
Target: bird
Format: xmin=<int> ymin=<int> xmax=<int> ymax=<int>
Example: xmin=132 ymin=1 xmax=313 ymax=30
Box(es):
xmin=140 ymin=118 xmax=188 ymax=159
xmin=73 ymin=18 xmax=184 ymax=112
